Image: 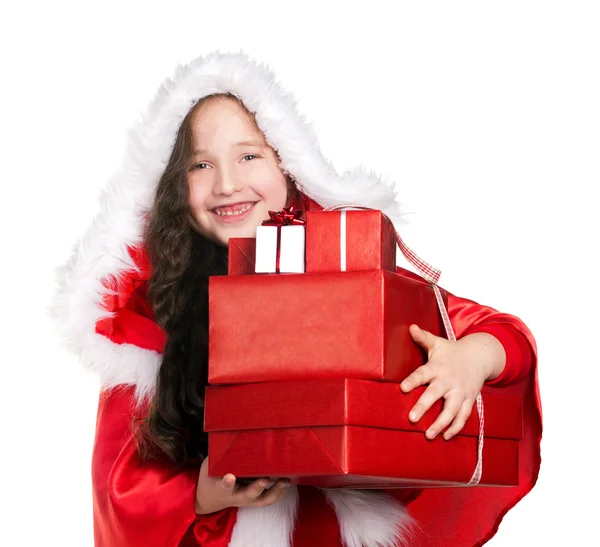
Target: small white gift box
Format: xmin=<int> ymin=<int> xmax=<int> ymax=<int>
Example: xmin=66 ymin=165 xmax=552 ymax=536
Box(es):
xmin=255 ymin=209 xmax=306 ymax=273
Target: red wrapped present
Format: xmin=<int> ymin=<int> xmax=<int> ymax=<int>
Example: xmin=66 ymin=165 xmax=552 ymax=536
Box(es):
xmin=208 ymin=269 xmax=446 ymax=385
xmin=205 ymin=379 xmax=522 ymax=488
xmin=305 ymin=209 xmax=396 ymax=273
xmin=228 ymin=238 xmax=256 ymax=276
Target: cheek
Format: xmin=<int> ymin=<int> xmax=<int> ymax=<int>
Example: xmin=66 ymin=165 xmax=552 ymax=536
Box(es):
xmin=253 ymin=176 xmax=288 ymax=207
xmin=188 ymin=182 xmax=210 ymax=213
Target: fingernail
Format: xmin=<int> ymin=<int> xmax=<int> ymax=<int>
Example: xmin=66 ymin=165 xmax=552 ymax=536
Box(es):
xmin=401 ymin=382 xmax=409 ymax=391
xmin=426 ymin=429 xmax=436 ymax=439
xmin=444 ymin=433 xmax=452 ymax=441
xmin=409 ymin=411 xmax=418 ymax=421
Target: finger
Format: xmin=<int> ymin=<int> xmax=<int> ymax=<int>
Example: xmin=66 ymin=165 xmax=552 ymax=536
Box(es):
xmin=408 ymin=381 xmax=446 ymax=423
xmin=409 ymin=324 xmax=442 ymax=356
xmin=248 ymin=480 xmax=291 ymax=507
xmin=425 ymin=393 xmax=463 ymax=439
xmin=271 ymin=478 xmax=291 ymax=489
xmin=219 ymin=473 xmax=237 ymax=494
xmin=237 ymin=477 xmax=271 ymax=504
xmin=443 ymin=398 xmax=475 ymax=440
xmin=400 ymin=364 xmax=436 ymax=393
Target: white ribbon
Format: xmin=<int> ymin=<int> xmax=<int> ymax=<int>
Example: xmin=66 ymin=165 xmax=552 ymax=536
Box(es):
xmin=340 ymin=210 xmax=347 ymax=271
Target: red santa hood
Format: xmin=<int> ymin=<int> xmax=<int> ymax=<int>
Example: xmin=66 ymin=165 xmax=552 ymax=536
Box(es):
xmin=52 ymin=51 xmax=542 ymax=547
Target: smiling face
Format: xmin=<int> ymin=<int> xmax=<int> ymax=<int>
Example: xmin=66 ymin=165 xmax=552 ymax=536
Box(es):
xmin=186 ymin=95 xmax=289 ymax=246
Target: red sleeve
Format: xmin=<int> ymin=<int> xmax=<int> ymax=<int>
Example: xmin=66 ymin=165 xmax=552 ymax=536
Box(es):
xmin=467 ymin=322 xmax=534 ymax=385
xmin=392 ymin=267 xmax=542 ymax=547
xmin=445 ymin=290 xmax=537 ymax=386
xmin=92 ymin=386 xmax=237 ymax=547
xmin=395 ymin=266 xmax=537 ymax=387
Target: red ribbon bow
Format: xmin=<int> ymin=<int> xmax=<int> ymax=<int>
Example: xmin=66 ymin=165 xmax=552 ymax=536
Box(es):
xmin=261 ymin=206 xmax=305 ymax=227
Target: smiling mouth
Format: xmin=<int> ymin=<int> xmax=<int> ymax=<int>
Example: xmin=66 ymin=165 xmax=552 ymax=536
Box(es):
xmin=212 ymin=201 xmax=257 ymax=217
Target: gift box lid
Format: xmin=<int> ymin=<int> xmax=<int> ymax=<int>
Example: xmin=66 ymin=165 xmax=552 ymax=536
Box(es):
xmin=204 ymin=379 xmax=522 ymax=441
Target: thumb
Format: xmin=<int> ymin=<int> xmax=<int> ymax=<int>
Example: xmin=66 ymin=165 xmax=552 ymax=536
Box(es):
xmin=409 ymin=324 xmax=439 ymax=353
xmin=220 ymin=473 xmax=237 ymax=493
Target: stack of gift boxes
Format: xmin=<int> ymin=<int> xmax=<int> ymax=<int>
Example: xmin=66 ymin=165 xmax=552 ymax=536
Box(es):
xmin=204 ymin=209 xmax=523 ymax=489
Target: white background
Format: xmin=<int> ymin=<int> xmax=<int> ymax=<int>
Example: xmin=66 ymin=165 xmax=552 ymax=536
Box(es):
xmin=1 ymin=1 xmax=598 ymax=545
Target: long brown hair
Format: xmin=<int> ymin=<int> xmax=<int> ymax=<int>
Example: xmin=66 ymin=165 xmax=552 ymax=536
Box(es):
xmin=139 ymin=93 xmax=300 ymax=465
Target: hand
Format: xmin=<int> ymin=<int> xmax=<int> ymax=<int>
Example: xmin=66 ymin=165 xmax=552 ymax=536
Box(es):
xmin=195 ymin=457 xmax=291 ymax=515
xmin=400 ymin=324 xmax=505 ymax=440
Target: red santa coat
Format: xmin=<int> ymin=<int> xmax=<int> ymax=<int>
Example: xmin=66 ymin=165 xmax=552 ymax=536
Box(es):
xmin=91 ymin=252 xmax=540 ymax=547
xmin=52 ymin=52 xmax=543 ymax=546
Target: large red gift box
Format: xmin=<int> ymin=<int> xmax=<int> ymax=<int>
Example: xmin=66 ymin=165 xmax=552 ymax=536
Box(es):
xmin=208 ymin=270 xmax=447 ymax=385
xmin=305 ymin=209 xmax=396 ymax=273
xmin=205 ymin=379 xmax=522 ymax=488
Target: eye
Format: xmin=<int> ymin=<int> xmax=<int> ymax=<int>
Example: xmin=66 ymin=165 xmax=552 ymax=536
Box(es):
xmin=192 ymin=163 xmax=210 ymax=170
xmin=242 ymin=154 xmax=257 ymax=162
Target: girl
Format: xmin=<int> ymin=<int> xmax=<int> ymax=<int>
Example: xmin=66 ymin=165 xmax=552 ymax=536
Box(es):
xmin=53 ymin=52 xmax=542 ymax=546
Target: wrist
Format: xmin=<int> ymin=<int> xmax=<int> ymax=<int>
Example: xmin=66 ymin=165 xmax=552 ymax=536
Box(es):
xmin=460 ymin=332 xmax=506 ymax=381
xmin=195 ymin=492 xmax=227 ymax=515
xmin=195 ymin=484 xmax=222 ymax=516
xmin=195 ymin=498 xmax=221 ymax=516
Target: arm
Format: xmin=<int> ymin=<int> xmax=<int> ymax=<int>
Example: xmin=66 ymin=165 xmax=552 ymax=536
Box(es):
xmin=396 ymin=267 xmax=538 ymax=441
xmin=446 ymin=291 xmax=537 ymax=386
xmin=395 ymin=266 xmax=537 ymax=387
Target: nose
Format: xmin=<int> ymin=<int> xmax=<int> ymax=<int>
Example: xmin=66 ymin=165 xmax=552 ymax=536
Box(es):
xmin=212 ymin=166 xmax=242 ymax=196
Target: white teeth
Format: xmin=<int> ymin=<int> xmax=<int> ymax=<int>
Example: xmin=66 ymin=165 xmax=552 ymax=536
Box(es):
xmin=214 ymin=203 xmax=253 ymax=216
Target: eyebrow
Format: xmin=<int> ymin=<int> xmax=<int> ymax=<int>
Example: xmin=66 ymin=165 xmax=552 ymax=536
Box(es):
xmin=192 ymin=140 xmax=265 ymax=156
xmin=234 ymin=139 xmax=264 ymax=147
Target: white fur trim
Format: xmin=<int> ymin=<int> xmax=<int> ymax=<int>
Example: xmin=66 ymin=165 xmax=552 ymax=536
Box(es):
xmin=227 ymin=487 xmax=415 ymax=547
xmin=325 ymin=490 xmax=416 ymax=547
xmin=52 ymin=50 xmax=406 ymax=400
xmin=229 ymin=485 xmax=299 ymax=547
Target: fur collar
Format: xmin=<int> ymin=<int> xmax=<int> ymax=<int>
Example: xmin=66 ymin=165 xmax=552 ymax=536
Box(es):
xmin=52 ymin=51 xmax=413 ymax=546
